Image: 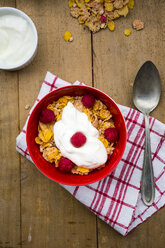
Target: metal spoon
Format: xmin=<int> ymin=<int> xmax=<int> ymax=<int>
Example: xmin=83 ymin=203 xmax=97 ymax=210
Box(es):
xmin=133 ymin=61 xmax=161 ymax=206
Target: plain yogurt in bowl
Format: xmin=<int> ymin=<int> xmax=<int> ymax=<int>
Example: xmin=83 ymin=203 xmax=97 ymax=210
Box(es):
xmin=0 ymin=7 xmax=38 ymax=70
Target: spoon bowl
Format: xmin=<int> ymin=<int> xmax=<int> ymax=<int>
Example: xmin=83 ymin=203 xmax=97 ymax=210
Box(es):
xmin=133 ymin=61 xmax=161 ymax=114
xmin=133 ymin=61 xmax=161 ymax=206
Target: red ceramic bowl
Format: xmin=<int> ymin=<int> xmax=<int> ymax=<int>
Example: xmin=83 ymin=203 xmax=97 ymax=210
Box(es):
xmin=26 ymin=85 xmax=127 ymax=185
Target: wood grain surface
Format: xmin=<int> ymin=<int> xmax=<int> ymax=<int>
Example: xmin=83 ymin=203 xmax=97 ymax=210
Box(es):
xmin=0 ymin=0 xmax=165 ymax=247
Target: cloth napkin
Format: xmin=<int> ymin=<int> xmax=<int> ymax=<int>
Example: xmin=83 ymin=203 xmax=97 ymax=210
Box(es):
xmin=16 ymin=72 xmax=165 ymax=236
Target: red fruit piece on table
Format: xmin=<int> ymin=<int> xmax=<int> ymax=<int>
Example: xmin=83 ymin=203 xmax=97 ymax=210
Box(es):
xmin=70 ymin=132 xmax=87 ymax=148
xmin=100 ymin=16 xmax=106 ymax=23
xmin=81 ymin=94 xmax=95 ymax=108
xmin=40 ymin=108 xmax=56 ymax=123
xmin=104 ymin=128 xmax=118 ymax=143
xmin=58 ymin=157 xmax=74 ymax=173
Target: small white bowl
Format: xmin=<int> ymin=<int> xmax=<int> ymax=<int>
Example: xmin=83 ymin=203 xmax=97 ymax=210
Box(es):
xmin=0 ymin=7 xmax=38 ymax=71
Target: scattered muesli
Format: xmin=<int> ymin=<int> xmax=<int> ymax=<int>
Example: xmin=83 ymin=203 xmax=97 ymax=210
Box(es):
xmin=68 ymin=0 xmax=134 ymax=33
xmin=25 ymin=104 xmax=30 ymax=110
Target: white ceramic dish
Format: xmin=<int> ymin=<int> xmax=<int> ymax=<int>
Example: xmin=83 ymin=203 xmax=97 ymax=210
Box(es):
xmin=0 ymin=7 xmax=38 ymax=71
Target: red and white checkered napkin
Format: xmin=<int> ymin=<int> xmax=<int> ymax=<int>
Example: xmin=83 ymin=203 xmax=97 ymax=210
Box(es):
xmin=16 ymin=72 xmax=165 ymax=236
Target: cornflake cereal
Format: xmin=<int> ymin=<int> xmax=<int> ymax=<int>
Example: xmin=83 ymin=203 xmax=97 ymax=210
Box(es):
xmin=35 ymin=95 xmax=118 ymax=175
xmin=69 ymin=0 xmax=134 ymax=33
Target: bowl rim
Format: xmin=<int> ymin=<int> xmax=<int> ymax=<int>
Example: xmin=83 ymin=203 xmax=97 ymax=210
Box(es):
xmin=0 ymin=7 xmax=38 ymax=70
xmin=26 ymin=85 xmax=127 ymax=185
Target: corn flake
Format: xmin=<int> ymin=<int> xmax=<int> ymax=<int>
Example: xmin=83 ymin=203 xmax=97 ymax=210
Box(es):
xmin=35 ymin=137 xmax=43 ymax=145
xmin=47 ymin=104 xmax=56 ymax=112
xmin=56 ymin=110 xmax=62 ymax=121
xmin=83 ymin=108 xmax=91 ymax=120
xmin=42 ymin=143 xmax=51 ymax=148
xmin=45 ymin=147 xmax=59 ymax=161
xmin=55 ymin=153 xmax=62 ymax=166
xmin=76 ymin=0 xmax=85 ymax=8
xmin=99 ymin=121 xmax=112 ymax=130
xmin=77 ymin=167 xmax=90 ymax=173
xmin=128 ymin=0 xmax=134 ymax=9
xmin=99 ymin=109 xmax=111 ymax=120
xmin=105 ymin=3 xmax=113 ymax=12
xmin=118 ymin=5 xmax=129 ymax=17
xmin=99 ymin=136 xmax=109 ymax=148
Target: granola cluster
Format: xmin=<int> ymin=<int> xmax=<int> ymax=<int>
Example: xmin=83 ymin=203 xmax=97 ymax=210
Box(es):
xmin=69 ymin=0 xmax=134 ymax=33
xmin=35 ymin=95 xmax=118 ymax=175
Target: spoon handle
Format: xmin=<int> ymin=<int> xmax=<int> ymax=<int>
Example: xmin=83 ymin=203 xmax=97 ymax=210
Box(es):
xmin=141 ymin=114 xmax=155 ymax=206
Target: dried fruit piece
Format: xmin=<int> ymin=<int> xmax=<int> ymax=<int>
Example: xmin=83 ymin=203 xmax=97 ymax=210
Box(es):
xmin=64 ymin=31 xmax=73 ymax=42
xmin=100 ymin=15 xmax=106 ymax=23
xmin=108 ymin=21 xmax=115 ymax=31
xmin=81 ymin=94 xmax=95 ymax=108
xmin=40 ymin=109 xmax=56 ymax=123
xmin=58 ymin=157 xmax=74 ymax=173
xmin=104 ymin=128 xmax=118 ymax=143
xmin=124 ymin=28 xmax=131 ymax=36
xmin=133 ymin=19 xmax=144 ymax=30
xmin=70 ymin=132 xmax=87 ymax=148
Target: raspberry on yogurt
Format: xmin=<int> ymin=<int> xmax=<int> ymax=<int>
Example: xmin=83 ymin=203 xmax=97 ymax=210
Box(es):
xmin=70 ymin=132 xmax=87 ymax=148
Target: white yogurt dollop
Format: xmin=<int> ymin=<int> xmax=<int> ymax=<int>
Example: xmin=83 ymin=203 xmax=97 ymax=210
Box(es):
xmin=53 ymin=102 xmax=107 ymax=169
xmin=0 ymin=14 xmax=35 ymax=66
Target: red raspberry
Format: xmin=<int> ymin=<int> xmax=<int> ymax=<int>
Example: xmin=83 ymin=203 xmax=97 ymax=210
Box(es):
xmin=70 ymin=132 xmax=87 ymax=148
xmin=39 ymin=109 xmax=56 ymax=123
xmin=104 ymin=128 xmax=118 ymax=143
xmin=81 ymin=94 xmax=95 ymax=108
xmin=58 ymin=157 xmax=74 ymax=173
xmin=100 ymin=16 xmax=106 ymax=23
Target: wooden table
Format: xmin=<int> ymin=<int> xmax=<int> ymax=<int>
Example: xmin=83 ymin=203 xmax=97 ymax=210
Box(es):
xmin=0 ymin=0 xmax=165 ymax=247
